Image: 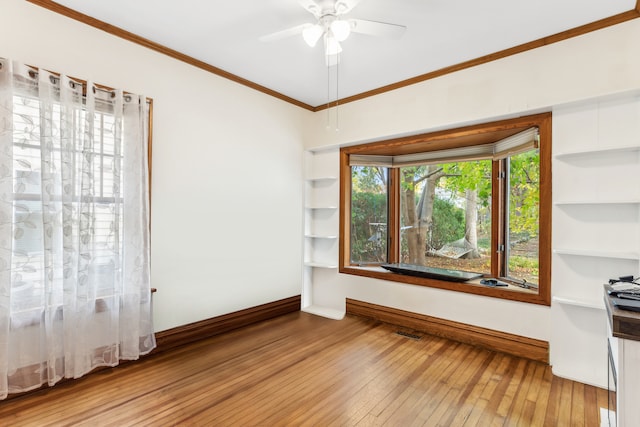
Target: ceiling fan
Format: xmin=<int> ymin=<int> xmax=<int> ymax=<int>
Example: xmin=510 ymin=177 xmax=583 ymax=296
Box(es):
xmin=260 ymin=0 xmax=406 ymax=65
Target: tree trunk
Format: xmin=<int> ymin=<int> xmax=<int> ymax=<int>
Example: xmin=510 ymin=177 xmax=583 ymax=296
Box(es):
xmin=463 ymin=188 xmax=480 ymax=259
xmin=401 ymin=170 xmax=421 ymax=264
xmin=401 ymin=166 xmax=444 ymax=265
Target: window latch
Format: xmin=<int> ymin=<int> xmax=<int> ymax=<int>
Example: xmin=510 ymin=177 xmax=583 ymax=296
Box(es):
xmin=497 ymin=244 xmax=505 ymax=253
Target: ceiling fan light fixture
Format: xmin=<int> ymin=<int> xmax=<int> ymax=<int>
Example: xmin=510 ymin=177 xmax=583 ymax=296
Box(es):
xmin=330 ymin=19 xmax=351 ymax=42
xmin=303 ymin=24 xmax=324 ymax=47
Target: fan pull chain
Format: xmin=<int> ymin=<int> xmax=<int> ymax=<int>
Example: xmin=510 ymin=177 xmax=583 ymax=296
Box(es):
xmin=326 ymin=57 xmax=330 ymax=129
xmin=335 ymin=55 xmax=339 ymax=132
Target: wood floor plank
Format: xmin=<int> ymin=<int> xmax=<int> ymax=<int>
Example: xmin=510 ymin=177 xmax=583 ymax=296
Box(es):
xmin=439 ymin=351 xmax=498 ymax=426
xmin=412 ymin=344 xmax=478 ymax=424
xmin=362 ymin=340 xmax=441 ymax=422
xmin=400 ymin=341 xmax=470 ymax=426
xmin=557 ymin=377 xmax=575 ymax=426
xmin=211 ymin=319 xmax=383 ymax=426
xmin=427 ymin=349 xmax=495 ymax=426
xmin=571 ymin=381 xmax=587 ymax=426
xmin=493 ymin=358 xmax=529 ymax=422
xmin=597 ymin=386 xmax=611 ymax=424
xmin=294 ymin=334 xmax=427 ymax=426
xmin=0 ymin=312 xmax=609 ymax=426
xmin=341 ymin=338 xmax=452 ymax=426
xmin=504 ymin=360 xmax=537 ymax=426
xmin=529 ymin=363 xmax=555 ymax=426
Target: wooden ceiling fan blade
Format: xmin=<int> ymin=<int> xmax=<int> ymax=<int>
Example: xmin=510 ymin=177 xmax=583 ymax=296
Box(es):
xmin=349 ymin=18 xmax=406 ymax=39
xmin=259 ymin=23 xmax=310 ymax=43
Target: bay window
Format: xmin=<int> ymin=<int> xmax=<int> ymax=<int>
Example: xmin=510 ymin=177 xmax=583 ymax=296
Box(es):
xmin=340 ymin=113 xmax=551 ymax=305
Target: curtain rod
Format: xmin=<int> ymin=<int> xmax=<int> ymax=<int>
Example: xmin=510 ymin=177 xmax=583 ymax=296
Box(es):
xmin=0 ymin=59 xmax=151 ymax=103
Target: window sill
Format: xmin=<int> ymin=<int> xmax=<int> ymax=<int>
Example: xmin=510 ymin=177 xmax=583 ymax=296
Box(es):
xmin=340 ymin=265 xmax=548 ymax=306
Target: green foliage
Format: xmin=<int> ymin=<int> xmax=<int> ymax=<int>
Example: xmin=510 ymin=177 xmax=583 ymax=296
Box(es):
xmin=352 ymin=166 xmax=387 ymax=193
xmin=508 ymin=150 xmax=539 ymax=237
xmin=400 ymin=166 xmax=426 ymax=192
xmin=508 ymin=255 xmax=539 ymax=284
xmin=429 ymin=197 xmax=465 ymax=250
xmin=351 ymin=166 xmax=388 ymax=263
xmin=476 ymin=237 xmax=491 ymax=250
xmin=350 ymin=191 xmax=387 ymax=263
xmin=440 ymin=160 xmax=492 ymax=206
xmin=509 ymin=255 xmax=539 ymax=270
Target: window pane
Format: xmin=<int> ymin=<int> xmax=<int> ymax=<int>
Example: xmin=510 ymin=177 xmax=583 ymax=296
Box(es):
xmin=350 ymin=166 xmax=388 ymax=264
xmin=399 ymin=161 xmax=491 ymax=275
xmin=506 ymin=149 xmax=540 ymax=286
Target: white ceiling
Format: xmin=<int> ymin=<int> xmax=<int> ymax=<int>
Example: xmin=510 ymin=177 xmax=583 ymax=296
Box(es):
xmin=51 ymin=0 xmax=635 ymax=108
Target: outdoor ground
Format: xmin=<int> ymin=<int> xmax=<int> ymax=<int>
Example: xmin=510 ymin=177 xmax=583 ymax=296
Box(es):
xmin=424 ymin=238 xmax=539 ymax=284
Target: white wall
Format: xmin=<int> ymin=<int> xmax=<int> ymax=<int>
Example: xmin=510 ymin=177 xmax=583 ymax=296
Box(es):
xmin=302 ymin=19 xmax=640 ymax=387
xmin=0 ymin=0 xmax=309 ymax=332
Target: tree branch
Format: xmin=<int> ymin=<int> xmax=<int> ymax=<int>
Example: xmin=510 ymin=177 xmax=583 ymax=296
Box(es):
xmin=414 ymin=168 xmax=454 ymax=184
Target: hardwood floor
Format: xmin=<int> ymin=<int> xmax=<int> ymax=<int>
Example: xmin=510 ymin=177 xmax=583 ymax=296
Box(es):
xmin=0 ymin=312 xmax=608 ymax=426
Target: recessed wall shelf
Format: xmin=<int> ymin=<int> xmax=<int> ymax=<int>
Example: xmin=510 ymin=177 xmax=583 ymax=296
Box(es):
xmin=304 ymin=261 xmax=338 ymax=269
xmin=555 ymin=145 xmax=640 ymax=160
xmin=305 ymin=176 xmax=337 ymax=182
xmin=552 ymin=295 xmax=604 ymax=311
xmin=553 ymin=249 xmax=640 ymax=260
xmin=305 ymin=205 xmax=338 ymax=210
xmin=551 ymin=97 xmax=640 ymax=389
xmin=554 ymin=199 xmax=640 ymax=206
xmin=302 ymin=149 xmax=341 ymax=319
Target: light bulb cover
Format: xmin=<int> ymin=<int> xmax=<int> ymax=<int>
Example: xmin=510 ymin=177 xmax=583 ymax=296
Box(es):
xmin=302 ymin=24 xmax=323 ymax=47
xmin=330 ymin=19 xmax=351 ymax=42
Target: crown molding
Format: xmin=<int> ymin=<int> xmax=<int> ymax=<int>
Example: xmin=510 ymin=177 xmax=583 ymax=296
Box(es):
xmin=26 ymin=0 xmax=316 ymax=111
xmin=313 ymin=8 xmax=640 ymax=111
xmin=27 ymin=0 xmax=640 ymax=112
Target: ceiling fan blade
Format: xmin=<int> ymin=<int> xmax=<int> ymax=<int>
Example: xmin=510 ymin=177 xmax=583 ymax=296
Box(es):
xmin=335 ymin=0 xmax=361 ymax=15
xmin=259 ymin=23 xmax=310 ymax=43
xmin=298 ymin=0 xmax=323 ymax=18
xmin=349 ymin=18 xmax=406 ymax=39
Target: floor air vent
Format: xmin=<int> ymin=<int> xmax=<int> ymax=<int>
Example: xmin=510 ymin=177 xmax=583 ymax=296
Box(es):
xmin=395 ymin=331 xmax=422 ymax=340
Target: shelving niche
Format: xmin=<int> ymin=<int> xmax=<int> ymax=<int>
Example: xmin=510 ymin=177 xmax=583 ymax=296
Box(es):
xmin=302 ymin=149 xmax=343 ymax=320
xmin=550 ymin=95 xmax=640 ymax=388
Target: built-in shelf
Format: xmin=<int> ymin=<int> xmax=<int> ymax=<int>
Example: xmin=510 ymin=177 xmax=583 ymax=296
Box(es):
xmin=305 ymin=205 xmax=338 ymax=210
xmin=304 ymin=261 xmax=338 ymax=269
xmin=306 ymin=176 xmax=337 ymax=182
xmin=555 ymin=145 xmax=640 ymax=160
xmin=554 ymin=199 xmax=640 ymax=206
xmin=301 ymin=305 xmax=344 ymax=320
xmin=553 ymin=295 xmax=605 ymax=310
xmin=553 ymin=249 xmax=640 ymax=260
xmin=304 ymin=150 xmax=341 ymax=320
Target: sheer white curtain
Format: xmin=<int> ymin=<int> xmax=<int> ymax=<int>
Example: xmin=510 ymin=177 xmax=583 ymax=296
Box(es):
xmin=0 ymin=58 xmax=155 ymax=399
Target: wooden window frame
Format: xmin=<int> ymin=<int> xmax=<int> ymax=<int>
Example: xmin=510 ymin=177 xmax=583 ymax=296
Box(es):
xmin=339 ymin=113 xmax=552 ymax=306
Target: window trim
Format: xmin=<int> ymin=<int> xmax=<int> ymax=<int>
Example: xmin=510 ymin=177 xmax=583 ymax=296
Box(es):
xmin=339 ymin=113 xmax=552 ymax=306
